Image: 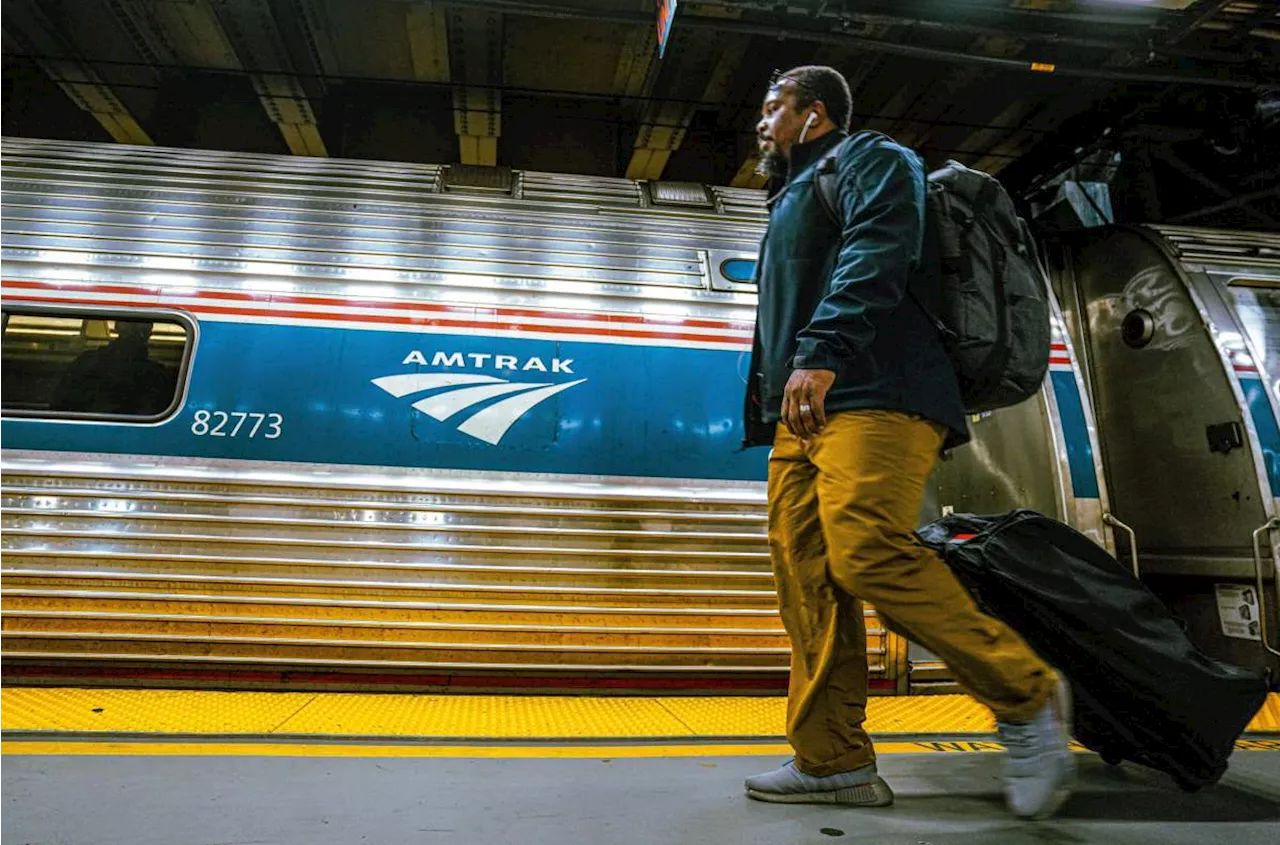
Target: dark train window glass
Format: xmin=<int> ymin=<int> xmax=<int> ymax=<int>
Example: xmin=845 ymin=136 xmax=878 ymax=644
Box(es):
xmin=1 ymin=310 xmax=191 ymax=420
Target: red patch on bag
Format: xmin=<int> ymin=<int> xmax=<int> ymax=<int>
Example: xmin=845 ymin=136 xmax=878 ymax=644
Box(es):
xmin=952 ymin=533 xmax=977 ymax=542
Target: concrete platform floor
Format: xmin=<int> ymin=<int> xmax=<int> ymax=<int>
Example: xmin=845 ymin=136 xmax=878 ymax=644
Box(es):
xmin=5 ymin=748 xmax=1280 ymax=845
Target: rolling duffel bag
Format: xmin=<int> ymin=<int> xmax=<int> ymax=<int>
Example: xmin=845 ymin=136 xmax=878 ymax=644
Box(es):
xmin=916 ymin=509 xmax=1271 ymax=791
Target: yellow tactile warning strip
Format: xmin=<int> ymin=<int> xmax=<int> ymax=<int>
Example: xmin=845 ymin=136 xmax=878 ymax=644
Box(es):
xmin=0 ymin=688 xmax=992 ymax=738
xmin=284 ymin=693 xmax=693 ymax=738
xmin=2 ymin=688 xmax=315 ymax=735
xmin=2 ymin=688 xmax=1278 ymax=741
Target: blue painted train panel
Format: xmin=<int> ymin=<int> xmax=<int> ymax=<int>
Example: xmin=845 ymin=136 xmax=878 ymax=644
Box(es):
xmin=1240 ymin=375 xmax=1280 ymax=498
xmin=1049 ymin=370 xmax=1101 ymax=500
xmin=1 ymin=321 xmax=771 ymax=482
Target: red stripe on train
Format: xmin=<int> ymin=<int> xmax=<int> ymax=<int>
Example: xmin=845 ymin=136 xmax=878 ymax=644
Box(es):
xmin=1 ymin=279 xmax=753 ymax=333
xmin=2 ymin=293 xmax=752 ymax=346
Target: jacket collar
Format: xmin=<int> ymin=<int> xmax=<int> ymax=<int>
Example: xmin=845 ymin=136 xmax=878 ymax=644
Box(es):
xmin=785 ymin=129 xmax=848 ymax=182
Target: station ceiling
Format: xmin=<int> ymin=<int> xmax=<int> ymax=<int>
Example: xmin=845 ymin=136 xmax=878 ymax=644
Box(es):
xmin=3 ymin=1 xmax=1277 ymax=220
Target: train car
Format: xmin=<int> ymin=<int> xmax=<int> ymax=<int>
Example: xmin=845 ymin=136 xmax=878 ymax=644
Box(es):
xmin=3 ymin=138 xmax=1275 ymax=695
xmin=915 ymin=224 xmax=1280 ymax=689
xmin=0 ymin=137 xmax=789 ymax=692
xmin=1046 ymin=225 xmax=1280 ymax=682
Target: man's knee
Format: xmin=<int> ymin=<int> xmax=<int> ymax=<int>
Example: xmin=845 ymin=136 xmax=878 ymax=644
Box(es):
xmin=769 ymin=523 xmax=826 ymax=563
xmin=826 ymin=520 xmax=925 ymax=596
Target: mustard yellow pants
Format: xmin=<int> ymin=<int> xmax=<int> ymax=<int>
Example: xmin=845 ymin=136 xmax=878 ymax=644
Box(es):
xmin=768 ymin=410 xmax=1055 ymax=776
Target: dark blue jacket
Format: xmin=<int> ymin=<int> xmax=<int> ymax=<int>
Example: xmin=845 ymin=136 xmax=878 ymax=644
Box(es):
xmin=742 ymin=130 xmax=968 ymax=448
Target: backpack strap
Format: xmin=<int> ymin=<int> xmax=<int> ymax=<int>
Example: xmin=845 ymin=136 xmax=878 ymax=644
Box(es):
xmin=812 ymin=130 xmax=906 ymax=224
xmin=975 ymin=177 xmax=1000 ymax=213
xmin=812 ymin=140 xmax=848 ymax=227
xmin=811 ymin=132 xmax=954 ymax=343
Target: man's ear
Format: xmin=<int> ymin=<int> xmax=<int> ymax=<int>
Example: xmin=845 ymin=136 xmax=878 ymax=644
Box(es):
xmin=812 ymin=100 xmax=831 ymax=127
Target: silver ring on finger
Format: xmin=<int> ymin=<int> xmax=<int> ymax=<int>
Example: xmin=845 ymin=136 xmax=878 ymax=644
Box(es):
xmin=799 ymin=404 xmax=812 ymax=412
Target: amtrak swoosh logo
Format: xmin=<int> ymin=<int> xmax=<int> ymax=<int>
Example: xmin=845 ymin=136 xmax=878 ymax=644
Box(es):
xmin=371 ymin=373 xmax=587 ymax=445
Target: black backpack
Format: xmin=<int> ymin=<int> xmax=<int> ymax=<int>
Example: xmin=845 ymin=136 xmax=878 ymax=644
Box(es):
xmin=814 ymin=133 xmax=1051 ymax=413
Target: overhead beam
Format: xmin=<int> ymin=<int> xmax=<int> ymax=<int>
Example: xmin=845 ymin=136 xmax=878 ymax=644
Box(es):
xmin=447 ymin=7 xmax=504 ymax=166
xmin=282 ymin=0 xmax=342 ymax=84
xmin=3 ymin=0 xmax=154 ymax=145
xmin=1163 ymin=1 xmax=1236 ymax=45
xmin=890 ymin=33 xmax=1020 ymax=157
xmin=406 ymin=1 xmax=451 ymax=83
xmin=627 ymin=101 xmax=691 ymax=181
xmin=626 ymin=31 xmax=745 ymax=182
xmin=728 ymin=157 xmax=767 ymax=190
xmin=612 ymin=22 xmax=659 ymax=100
xmin=104 ymin=0 xmax=182 ymax=69
xmin=613 ymin=21 xmax=663 ymax=178
xmin=126 ymin=0 xmax=338 ymax=159
xmin=207 ymin=0 xmax=328 ymax=156
xmin=143 ymin=0 xmax=241 ymax=70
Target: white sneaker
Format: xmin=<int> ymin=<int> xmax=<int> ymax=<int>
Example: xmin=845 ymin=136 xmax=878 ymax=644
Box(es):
xmin=744 ymin=759 xmax=894 ymax=806
xmin=996 ymin=677 xmax=1077 ymax=820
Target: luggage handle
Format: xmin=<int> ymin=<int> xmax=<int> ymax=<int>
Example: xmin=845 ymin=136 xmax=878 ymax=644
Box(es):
xmin=1250 ymin=517 xmax=1280 ymax=658
xmin=1103 ymin=513 xmax=1139 ymax=578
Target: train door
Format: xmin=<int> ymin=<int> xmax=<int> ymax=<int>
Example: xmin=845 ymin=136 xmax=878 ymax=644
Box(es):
xmin=1049 ymin=225 xmax=1280 ymax=680
xmin=912 ymin=284 xmax=1112 ymax=693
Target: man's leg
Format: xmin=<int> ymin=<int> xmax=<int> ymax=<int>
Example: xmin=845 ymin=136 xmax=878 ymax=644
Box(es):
xmin=810 ymin=410 xmax=1074 ymax=819
xmin=744 ymin=423 xmax=891 ymax=806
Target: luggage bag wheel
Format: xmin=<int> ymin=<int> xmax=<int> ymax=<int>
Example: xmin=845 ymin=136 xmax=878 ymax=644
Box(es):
xmin=1101 ymin=751 xmax=1123 ymax=767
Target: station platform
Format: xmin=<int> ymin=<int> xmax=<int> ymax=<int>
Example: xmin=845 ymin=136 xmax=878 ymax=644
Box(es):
xmin=4 ymin=688 xmax=1280 ymax=844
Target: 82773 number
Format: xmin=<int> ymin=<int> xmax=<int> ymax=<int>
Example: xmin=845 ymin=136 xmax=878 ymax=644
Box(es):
xmin=191 ymin=410 xmax=282 ymax=439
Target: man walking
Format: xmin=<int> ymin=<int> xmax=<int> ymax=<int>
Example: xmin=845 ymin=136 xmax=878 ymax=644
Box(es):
xmin=741 ymin=65 xmax=1074 ymax=820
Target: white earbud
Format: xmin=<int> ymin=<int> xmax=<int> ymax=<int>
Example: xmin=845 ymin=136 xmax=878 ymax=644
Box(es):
xmin=798 ymin=111 xmax=818 ymax=144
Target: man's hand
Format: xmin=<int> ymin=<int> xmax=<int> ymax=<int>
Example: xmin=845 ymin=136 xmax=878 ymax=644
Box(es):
xmin=781 ymin=368 xmax=836 ymax=440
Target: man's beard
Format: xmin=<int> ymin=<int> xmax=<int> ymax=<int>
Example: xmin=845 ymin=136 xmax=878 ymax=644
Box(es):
xmin=756 ymin=149 xmax=786 ymax=180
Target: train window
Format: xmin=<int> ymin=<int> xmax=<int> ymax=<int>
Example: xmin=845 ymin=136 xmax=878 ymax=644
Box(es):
xmin=720 ymin=258 xmax=757 ymax=285
xmin=1 ymin=309 xmax=192 ymax=421
xmin=1227 ymin=282 xmax=1280 ymax=399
